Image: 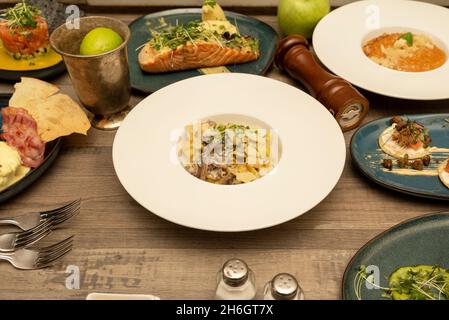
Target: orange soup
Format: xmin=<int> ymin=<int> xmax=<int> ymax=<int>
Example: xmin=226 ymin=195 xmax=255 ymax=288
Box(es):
xmin=363 ymin=32 xmax=446 ymax=72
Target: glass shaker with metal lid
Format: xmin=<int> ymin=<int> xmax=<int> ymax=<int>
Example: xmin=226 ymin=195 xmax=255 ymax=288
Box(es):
xmin=263 ymin=273 xmax=305 ymax=300
xmin=215 ymin=258 xmax=257 ymax=300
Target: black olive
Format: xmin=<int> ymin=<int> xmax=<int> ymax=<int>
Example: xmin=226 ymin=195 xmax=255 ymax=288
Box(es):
xmin=382 ymin=159 xmax=393 ymax=171
xmin=397 ymin=154 xmax=409 ymax=168
xmin=422 ymin=155 xmax=431 ymax=166
xmin=411 ymin=159 xmax=424 ymax=171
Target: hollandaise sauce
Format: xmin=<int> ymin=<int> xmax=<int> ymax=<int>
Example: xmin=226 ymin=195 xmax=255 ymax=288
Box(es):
xmin=0 ymin=142 xmax=30 ymax=192
xmin=0 ymin=41 xmax=62 ymax=71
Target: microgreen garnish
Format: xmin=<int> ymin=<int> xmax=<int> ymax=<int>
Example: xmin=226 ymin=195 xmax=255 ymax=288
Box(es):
xmin=203 ymin=0 xmax=217 ymax=7
xmin=391 ymin=116 xmax=431 ymax=148
xmin=147 ymin=19 xmax=258 ymax=53
xmin=0 ymin=0 xmax=41 ymax=30
xmin=354 ymin=265 xmax=392 ymax=300
xmin=354 ymin=265 xmax=449 ymax=300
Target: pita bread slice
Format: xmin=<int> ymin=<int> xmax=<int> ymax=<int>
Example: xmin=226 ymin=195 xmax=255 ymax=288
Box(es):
xmin=9 ymin=77 xmax=91 ymax=142
xmin=10 ymin=77 xmax=59 ymax=106
xmin=29 ymin=93 xmax=91 ymax=142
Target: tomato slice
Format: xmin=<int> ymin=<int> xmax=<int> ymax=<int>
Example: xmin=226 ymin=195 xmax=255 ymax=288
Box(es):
xmin=409 ymin=140 xmax=423 ymax=150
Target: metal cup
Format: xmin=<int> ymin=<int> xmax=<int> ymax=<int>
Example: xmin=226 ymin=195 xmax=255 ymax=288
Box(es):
xmin=50 ymin=16 xmax=131 ymax=119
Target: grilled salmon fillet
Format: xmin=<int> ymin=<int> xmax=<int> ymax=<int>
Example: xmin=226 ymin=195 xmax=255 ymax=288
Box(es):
xmin=138 ymin=14 xmax=259 ymax=74
xmin=139 ymin=41 xmax=259 ymax=73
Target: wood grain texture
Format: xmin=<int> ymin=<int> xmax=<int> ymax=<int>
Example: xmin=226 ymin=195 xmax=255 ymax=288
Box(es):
xmin=2 ymin=0 xmax=444 ymax=7
xmin=1 ymin=13 xmax=449 ymax=300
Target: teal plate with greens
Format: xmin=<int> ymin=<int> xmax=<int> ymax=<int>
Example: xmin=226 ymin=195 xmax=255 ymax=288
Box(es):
xmin=342 ymin=213 xmax=449 ymax=300
xmin=351 ymin=114 xmax=449 ymax=200
xmin=127 ymin=9 xmax=278 ymax=93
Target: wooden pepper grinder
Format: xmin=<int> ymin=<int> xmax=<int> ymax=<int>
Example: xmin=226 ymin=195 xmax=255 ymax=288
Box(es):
xmin=275 ymin=35 xmax=369 ymax=131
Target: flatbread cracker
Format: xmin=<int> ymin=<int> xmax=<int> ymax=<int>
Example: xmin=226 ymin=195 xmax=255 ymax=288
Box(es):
xmin=9 ymin=77 xmax=59 ymax=108
xmin=9 ymin=77 xmax=90 ymax=142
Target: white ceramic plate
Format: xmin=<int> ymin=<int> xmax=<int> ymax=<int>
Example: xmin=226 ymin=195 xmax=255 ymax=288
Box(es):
xmin=113 ymin=74 xmax=345 ymax=232
xmin=313 ymin=0 xmax=449 ymax=100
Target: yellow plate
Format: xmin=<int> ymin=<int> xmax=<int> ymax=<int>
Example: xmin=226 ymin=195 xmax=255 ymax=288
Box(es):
xmin=0 ymin=40 xmax=62 ymax=71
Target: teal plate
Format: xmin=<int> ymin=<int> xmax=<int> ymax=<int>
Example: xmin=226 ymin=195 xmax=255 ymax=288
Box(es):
xmin=128 ymin=9 xmax=278 ymax=93
xmin=351 ymin=114 xmax=449 ymax=200
xmin=342 ymin=213 xmax=449 ymax=300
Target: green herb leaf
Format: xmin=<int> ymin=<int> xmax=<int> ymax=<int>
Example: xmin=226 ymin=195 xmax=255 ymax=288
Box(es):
xmin=203 ymin=0 xmax=217 ymax=7
xmin=400 ymin=32 xmax=414 ymax=47
xmin=0 ymin=0 xmax=41 ymax=30
xmin=148 ymin=20 xmax=257 ymax=53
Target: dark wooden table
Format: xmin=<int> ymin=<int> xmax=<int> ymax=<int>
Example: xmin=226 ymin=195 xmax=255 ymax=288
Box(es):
xmin=0 ymin=12 xmax=448 ymax=300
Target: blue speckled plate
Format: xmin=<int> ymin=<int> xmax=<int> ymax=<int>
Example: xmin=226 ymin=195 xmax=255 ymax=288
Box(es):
xmin=342 ymin=213 xmax=449 ymax=300
xmin=0 ymin=94 xmax=62 ymax=203
xmin=351 ymin=114 xmax=449 ymax=200
xmin=128 ymin=9 xmax=278 ymax=93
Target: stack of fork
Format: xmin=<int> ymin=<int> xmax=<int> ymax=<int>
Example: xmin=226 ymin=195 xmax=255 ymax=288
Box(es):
xmin=0 ymin=199 xmax=79 ymax=270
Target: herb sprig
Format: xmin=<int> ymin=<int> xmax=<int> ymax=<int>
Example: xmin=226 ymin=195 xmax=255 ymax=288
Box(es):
xmin=0 ymin=0 xmax=41 ymax=29
xmin=203 ymin=0 xmax=217 ymax=7
xmin=399 ymin=32 xmax=414 ymax=47
xmin=148 ymin=20 xmax=258 ymax=53
xmin=354 ymin=265 xmax=449 ymax=300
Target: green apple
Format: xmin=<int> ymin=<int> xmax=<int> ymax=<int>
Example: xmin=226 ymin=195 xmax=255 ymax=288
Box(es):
xmin=278 ymin=0 xmax=330 ymax=39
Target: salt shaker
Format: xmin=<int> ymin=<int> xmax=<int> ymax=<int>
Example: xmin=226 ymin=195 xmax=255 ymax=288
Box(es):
xmin=215 ymin=259 xmax=257 ymax=300
xmin=263 ymin=273 xmax=305 ymax=300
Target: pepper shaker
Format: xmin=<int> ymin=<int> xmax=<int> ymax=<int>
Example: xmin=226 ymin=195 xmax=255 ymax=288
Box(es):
xmin=215 ymin=258 xmax=257 ymax=300
xmin=263 ymin=273 xmax=305 ymax=300
xmin=275 ymin=35 xmax=369 ymax=132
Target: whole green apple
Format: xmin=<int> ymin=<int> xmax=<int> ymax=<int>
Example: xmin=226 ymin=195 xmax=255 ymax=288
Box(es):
xmin=278 ymin=0 xmax=330 ymax=39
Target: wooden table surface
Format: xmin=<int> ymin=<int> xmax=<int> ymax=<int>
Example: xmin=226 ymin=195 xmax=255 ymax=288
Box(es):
xmin=1 ymin=12 xmax=449 ymax=300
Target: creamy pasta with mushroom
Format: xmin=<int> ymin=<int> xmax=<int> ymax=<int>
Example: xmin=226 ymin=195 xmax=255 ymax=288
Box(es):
xmin=178 ymin=121 xmax=276 ymax=185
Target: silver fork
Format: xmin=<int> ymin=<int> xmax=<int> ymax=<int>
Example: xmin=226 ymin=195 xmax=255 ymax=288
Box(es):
xmin=0 ymin=217 xmax=55 ymax=252
xmin=0 ymin=199 xmax=80 ymax=231
xmin=0 ymin=236 xmax=74 ymax=270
